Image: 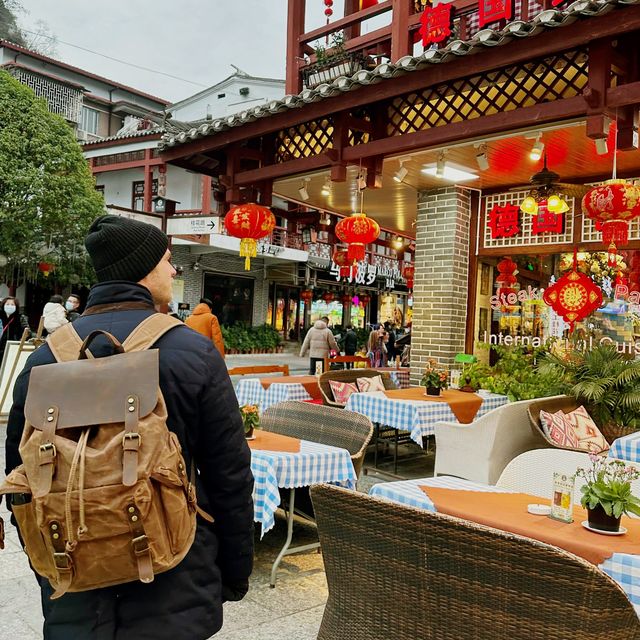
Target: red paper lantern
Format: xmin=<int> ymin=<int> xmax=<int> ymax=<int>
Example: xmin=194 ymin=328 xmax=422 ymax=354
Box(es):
xmin=360 ymin=294 xmax=371 ymax=306
xmin=322 ymin=292 xmax=334 ymax=303
xmin=582 ymin=180 xmax=640 ymax=256
xmin=335 ymin=213 xmax=380 ymax=263
xmin=300 ymin=289 xmax=314 ymax=304
xmin=495 ymin=257 xmax=518 ymax=298
xmin=38 ymin=262 xmax=55 ymax=277
xmin=224 ymin=203 xmax=276 ymax=270
xmin=340 ymin=293 xmax=352 ymax=306
xmin=332 ymin=248 xmax=353 ymax=278
xmin=402 ymin=264 xmax=415 ymax=290
xmin=543 ymin=268 xmax=603 ymax=332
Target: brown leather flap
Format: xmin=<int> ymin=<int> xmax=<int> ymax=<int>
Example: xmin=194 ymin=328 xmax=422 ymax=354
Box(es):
xmin=25 ymin=350 xmax=159 ymax=429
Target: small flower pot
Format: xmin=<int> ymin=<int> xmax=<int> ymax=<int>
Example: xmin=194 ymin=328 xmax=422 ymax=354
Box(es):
xmin=244 ymin=426 xmax=254 ymax=439
xmin=425 ymin=386 xmax=441 ymax=397
xmin=587 ymin=504 xmax=621 ymax=532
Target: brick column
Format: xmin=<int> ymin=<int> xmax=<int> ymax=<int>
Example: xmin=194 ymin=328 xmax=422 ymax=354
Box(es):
xmin=410 ymin=187 xmax=472 ymax=385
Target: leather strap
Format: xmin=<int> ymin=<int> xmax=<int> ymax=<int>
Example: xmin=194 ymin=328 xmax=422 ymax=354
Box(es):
xmin=126 ymin=503 xmax=154 ymax=584
xmin=48 ymin=520 xmax=74 ymax=600
xmin=122 ymin=395 xmax=140 ymax=487
xmin=35 ymin=407 xmax=59 ymax=498
xmin=82 ymin=302 xmax=155 ymax=316
xmin=122 ymin=314 xmax=183 ymax=352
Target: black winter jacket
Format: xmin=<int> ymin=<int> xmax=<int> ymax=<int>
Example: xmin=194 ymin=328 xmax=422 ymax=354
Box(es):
xmin=343 ymin=329 xmax=358 ymax=354
xmin=4 ymin=282 xmax=254 ymax=640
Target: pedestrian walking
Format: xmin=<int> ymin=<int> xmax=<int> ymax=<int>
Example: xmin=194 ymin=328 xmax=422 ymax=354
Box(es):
xmin=384 ymin=321 xmax=397 ymax=362
xmin=64 ymin=293 xmax=82 ymax=322
xmin=367 ymin=325 xmax=387 ymax=368
xmin=0 ymin=296 xmax=31 ymax=362
xmin=42 ymin=294 xmax=69 ymax=334
xmin=343 ymin=325 xmax=358 ymax=369
xmin=185 ymin=297 xmax=225 ymax=358
xmin=299 ymin=315 xmax=338 ymax=374
xmin=4 ymin=214 xmax=254 ymax=640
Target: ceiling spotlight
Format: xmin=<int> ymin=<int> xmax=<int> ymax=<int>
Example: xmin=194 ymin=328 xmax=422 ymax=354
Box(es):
xmin=319 ymin=211 xmax=331 ymax=226
xmin=298 ymin=177 xmax=311 ymax=201
xmin=436 ymin=150 xmax=447 ymax=178
xmin=321 ymin=177 xmax=332 ymax=197
xmin=529 ymin=133 xmax=544 ymax=161
xmin=595 ymin=138 xmax=608 ymax=155
xmin=422 ymin=162 xmax=478 ymax=182
xmin=393 ymin=156 xmax=410 ymax=183
xmin=475 ymin=143 xmax=489 ymax=171
xmin=391 ymin=236 xmax=404 ymax=251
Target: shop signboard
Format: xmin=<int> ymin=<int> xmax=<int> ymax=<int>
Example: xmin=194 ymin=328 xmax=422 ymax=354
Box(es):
xmin=329 ymin=259 xmax=404 ymax=287
xmin=166 ymin=216 xmax=218 ymax=236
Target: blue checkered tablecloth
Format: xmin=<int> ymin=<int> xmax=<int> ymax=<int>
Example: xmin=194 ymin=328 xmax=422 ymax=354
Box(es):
xmin=370 ymin=476 xmax=640 ymax=617
xmin=235 ymin=378 xmax=313 ymax=412
xmin=251 ymin=439 xmax=356 ymax=536
xmin=344 ymin=389 xmax=509 ymax=446
xmin=609 ymin=433 xmax=640 ymax=464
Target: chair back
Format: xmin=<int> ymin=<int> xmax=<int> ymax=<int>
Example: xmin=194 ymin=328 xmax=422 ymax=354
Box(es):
xmin=527 ymin=395 xmax=581 ymax=449
xmin=323 ymin=354 xmax=370 ymax=371
xmin=227 ymin=364 xmax=290 ymax=376
xmin=318 ymin=368 xmax=396 ymax=407
xmin=261 ymin=401 xmax=373 ymax=476
xmin=310 ymin=484 xmax=640 ymax=640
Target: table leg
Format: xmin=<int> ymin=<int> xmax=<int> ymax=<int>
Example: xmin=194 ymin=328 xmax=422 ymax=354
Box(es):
xmin=269 ymin=488 xmax=321 ymax=588
xmin=373 ymin=423 xmax=379 ymax=469
xmin=393 ymin=428 xmax=399 ymax=475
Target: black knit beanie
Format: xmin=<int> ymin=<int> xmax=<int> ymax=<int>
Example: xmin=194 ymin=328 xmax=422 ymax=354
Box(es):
xmin=84 ymin=215 xmax=169 ymax=283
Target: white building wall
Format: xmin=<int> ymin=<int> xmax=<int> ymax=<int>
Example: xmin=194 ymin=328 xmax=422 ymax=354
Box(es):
xmin=165 ymin=166 xmax=201 ymax=210
xmin=95 ymin=168 xmax=144 ymax=209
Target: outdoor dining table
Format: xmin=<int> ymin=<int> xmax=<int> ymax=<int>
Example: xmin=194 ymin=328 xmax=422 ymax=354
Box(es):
xmin=370 ymin=475 xmax=640 ymax=617
xmin=608 ymin=432 xmax=640 ymax=463
xmin=235 ymin=375 xmax=321 ymax=411
xmin=249 ymin=430 xmax=357 ymax=586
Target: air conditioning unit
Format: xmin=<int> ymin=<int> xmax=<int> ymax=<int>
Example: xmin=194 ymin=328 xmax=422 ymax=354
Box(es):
xmin=76 ymin=129 xmax=89 ymax=141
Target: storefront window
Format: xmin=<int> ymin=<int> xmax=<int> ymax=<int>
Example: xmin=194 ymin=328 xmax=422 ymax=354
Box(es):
xmin=203 ymin=273 xmax=254 ymax=326
xmin=378 ymin=294 xmax=407 ymax=327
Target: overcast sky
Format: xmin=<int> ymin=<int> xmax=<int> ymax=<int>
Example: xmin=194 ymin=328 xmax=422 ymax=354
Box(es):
xmin=18 ymin=1 xmax=344 ymax=102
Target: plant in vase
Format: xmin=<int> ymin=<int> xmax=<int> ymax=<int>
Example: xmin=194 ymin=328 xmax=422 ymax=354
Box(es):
xmin=420 ymin=359 xmax=449 ymax=396
xmin=239 ymin=404 xmax=260 ymax=439
xmin=576 ymin=455 xmax=640 ymax=532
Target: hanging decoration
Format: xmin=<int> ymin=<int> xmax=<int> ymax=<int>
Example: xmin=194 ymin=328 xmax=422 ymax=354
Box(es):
xmin=324 ymin=0 xmax=333 ymax=21
xmin=335 ymin=213 xmax=380 ymax=263
xmin=360 ymin=294 xmax=371 ymax=307
xmin=402 ymin=264 xmax=415 ymax=290
xmin=224 ymin=203 xmax=276 ymax=270
xmin=495 ymin=257 xmax=518 ymax=300
xmin=332 ymin=248 xmax=354 ymax=278
xmin=322 ymin=291 xmax=335 ymax=303
xmin=340 ymin=293 xmax=352 ymax=307
xmin=629 ymin=252 xmax=640 ymax=290
xmin=38 ymin=262 xmax=55 ymax=277
xmin=352 ymin=295 xmax=360 ymax=306
xmin=300 ymin=289 xmax=314 ymax=305
xmin=543 ymin=251 xmax=603 ymax=332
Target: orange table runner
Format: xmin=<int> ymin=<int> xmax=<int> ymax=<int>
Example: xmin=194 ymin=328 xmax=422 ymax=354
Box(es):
xmin=384 ymin=388 xmax=483 ymax=424
xmin=421 ymin=487 xmax=640 ymax=566
xmin=259 ymin=375 xmax=322 ymax=400
xmin=248 ymin=430 xmax=302 ymax=454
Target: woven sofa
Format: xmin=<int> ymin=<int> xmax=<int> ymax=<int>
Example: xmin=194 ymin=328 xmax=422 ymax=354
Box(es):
xmin=319 ymin=368 xmax=397 ymax=408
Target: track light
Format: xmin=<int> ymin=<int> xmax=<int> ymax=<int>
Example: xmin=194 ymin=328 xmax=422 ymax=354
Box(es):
xmin=436 ymin=150 xmax=446 ymax=178
xmin=394 ymin=156 xmax=410 ymax=183
xmin=357 ymin=171 xmax=367 ymax=190
xmin=595 ymin=138 xmax=608 ymax=155
xmin=475 ymin=143 xmax=489 ymax=171
xmin=298 ymin=177 xmax=311 ymax=201
xmin=391 ymin=236 xmax=404 ymax=251
xmin=529 ymin=134 xmax=544 ymax=161
xmin=321 ymin=177 xmax=332 ymax=197
xmin=319 ymin=211 xmax=331 ymax=226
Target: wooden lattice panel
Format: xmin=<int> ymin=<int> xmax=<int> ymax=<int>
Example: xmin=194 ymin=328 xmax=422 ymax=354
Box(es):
xmin=388 ymin=50 xmax=588 ymax=137
xmin=482 ymin=190 xmax=575 ymax=249
xmin=275 ymin=118 xmax=333 ymax=163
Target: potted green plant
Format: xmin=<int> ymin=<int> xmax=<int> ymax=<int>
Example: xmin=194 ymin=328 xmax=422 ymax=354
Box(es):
xmin=576 ymin=455 xmax=640 ymax=532
xmin=420 ymin=359 xmax=449 ymax=396
xmin=239 ymin=404 xmax=260 ymax=439
xmin=303 ymin=32 xmax=365 ymax=89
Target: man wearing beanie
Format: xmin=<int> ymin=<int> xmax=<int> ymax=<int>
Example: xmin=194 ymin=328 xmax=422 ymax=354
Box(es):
xmin=4 ymin=215 xmax=254 ymax=640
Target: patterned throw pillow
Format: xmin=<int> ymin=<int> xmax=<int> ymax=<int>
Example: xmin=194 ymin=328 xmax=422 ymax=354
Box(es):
xmin=540 ymin=410 xmax=580 ymax=449
xmin=328 ymin=380 xmax=358 ymax=404
xmin=356 ymin=375 xmax=386 ymax=393
xmin=564 ymin=406 xmax=609 ymax=454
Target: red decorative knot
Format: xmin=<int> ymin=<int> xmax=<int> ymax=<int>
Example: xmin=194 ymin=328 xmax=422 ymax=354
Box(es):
xmin=360 ymin=294 xmax=371 ymax=306
xmin=341 ymin=293 xmax=352 ymax=305
xmin=402 ymin=264 xmax=415 ymax=290
xmin=322 ymin=292 xmax=334 ymax=303
xmin=335 ymin=213 xmax=381 ymax=263
xmin=224 ymin=203 xmax=276 ymax=270
xmin=300 ymin=289 xmax=314 ymax=304
xmin=495 ymin=257 xmax=518 ymax=300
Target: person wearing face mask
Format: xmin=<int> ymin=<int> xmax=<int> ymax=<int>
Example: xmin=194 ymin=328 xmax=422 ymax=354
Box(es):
xmin=65 ymin=293 xmax=82 ymax=322
xmin=0 ymin=296 xmax=31 ymax=363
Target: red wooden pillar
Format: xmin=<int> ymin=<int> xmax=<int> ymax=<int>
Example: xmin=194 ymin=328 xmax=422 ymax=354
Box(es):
xmin=391 ymin=0 xmax=411 ymax=62
xmin=201 ymin=175 xmax=212 ymax=213
xmin=344 ymin=0 xmax=362 ymax=40
xmin=286 ymin=0 xmax=306 ymax=95
xmin=143 ymin=149 xmax=154 ymax=212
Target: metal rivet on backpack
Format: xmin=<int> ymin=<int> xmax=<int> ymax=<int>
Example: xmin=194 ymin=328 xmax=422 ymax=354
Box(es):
xmin=52 ymin=533 xmax=59 ymax=540
xmin=128 ymin=406 xmax=135 ymax=413
xmin=47 ymin=416 xmax=54 ymax=422
xmin=128 ymin=397 xmax=135 ymax=404
xmin=128 ymin=506 xmax=135 ymax=513
xmin=131 ymin=515 xmax=138 ymax=522
xmin=51 ymin=524 xmax=58 ymax=531
xmin=47 ymin=408 xmax=54 ymax=414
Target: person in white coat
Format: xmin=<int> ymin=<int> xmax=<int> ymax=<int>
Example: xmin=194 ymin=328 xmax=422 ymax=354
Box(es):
xmin=42 ymin=294 xmax=69 ymax=334
xmin=300 ymin=316 xmax=339 ymax=374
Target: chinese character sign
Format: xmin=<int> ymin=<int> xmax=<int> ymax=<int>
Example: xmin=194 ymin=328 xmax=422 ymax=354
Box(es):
xmin=532 ymin=206 xmax=564 ymax=235
xmin=488 ymin=204 xmax=521 ymax=239
xmin=420 ymin=2 xmax=452 ymax=47
xmin=478 ymin=0 xmax=513 ymax=28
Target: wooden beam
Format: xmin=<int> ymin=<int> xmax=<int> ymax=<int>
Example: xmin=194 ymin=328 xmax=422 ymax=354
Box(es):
xmin=92 ymin=157 xmax=164 ymax=173
xmin=607 ymin=80 xmax=640 ymax=108
xmin=391 ymin=0 xmax=411 ymax=62
xmin=161 ymin=6 xmax=640 ymax=163
xmin=286 ymin=0 xmax=306 ymax=95
xmin=235 ymin=153 xmax=333 ymax=185
xmin=143 ymin=149 xmax=153 ymax=213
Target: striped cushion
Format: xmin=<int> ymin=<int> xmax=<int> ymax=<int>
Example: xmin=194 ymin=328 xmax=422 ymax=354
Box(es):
xmin=329 ymin=380 xmax=358 ymax=404
xmin=540 ymin=409 xmax=579 ymax=449
xmin=564 ymin=406 xmax=609 ymax=453
xmin=357 ymin=375 xmax=386 ymax=393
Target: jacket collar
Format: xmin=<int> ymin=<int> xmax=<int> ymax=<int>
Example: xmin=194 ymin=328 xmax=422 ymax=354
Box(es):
xmin=85 ymin=281 xmax=154 ymax=309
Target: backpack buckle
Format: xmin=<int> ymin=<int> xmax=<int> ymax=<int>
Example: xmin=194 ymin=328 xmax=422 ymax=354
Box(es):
xmin=122 ymin=433 xmax=141 ymax=449
xmin=39 ymin=442 xmax=57 ymax=461
xmin=53 ymin=552 xmax=72 ymax=570
xmin=131 ymin=534 xmax=149 ymax=556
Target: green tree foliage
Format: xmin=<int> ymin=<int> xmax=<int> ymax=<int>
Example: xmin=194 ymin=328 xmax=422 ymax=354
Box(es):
xmin=0 ymin=70 xmax=104 ymax=285
xmin=0 ymin=0 xmax=27 ymax=46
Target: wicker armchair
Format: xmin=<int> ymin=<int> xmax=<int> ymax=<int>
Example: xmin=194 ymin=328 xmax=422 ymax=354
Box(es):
xmin=319 ymin=368 xmax=397 ymax=408
xmin=260 ymin=400 xmax=373 ymax=477
xmin=310 ymin=484 xmax=640 ymax=640
xmin=527 ymin=394 xmax=583 ymax=450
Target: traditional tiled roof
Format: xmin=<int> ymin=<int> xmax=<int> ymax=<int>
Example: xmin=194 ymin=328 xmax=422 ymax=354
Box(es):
xmin=160 ymin=0 xmax=639 ymax=150
xmin=81 ymin=118 xmax=210 ymax=147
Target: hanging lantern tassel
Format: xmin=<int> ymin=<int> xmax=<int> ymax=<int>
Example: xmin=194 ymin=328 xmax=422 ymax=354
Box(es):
xmin=608 ymin=242 xmax=618 ymax=268
xmin=598 ymin=220 xmax=630 ymax=246
xmin=347 ymin=243 xmax=366 ymax=263
xmin=239 ymin=238 xmax=257 ymax=270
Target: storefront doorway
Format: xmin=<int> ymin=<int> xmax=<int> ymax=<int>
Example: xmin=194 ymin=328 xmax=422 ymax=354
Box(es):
xmin=203 ymin=273 xmax=254 ymax=326
xmin=268 ymin=285 xmax=301 ymax=341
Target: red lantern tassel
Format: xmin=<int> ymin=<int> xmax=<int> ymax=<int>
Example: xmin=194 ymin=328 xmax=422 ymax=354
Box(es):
xmin=608 ymin=242 xmax=618 ymax=268
xmin=601 ymin=220 xmax=629 ymax=246
xmin=347 ymin=244 xmax=365 ymax=263
xmin=239 ymin=238 xmax=257 ymax=270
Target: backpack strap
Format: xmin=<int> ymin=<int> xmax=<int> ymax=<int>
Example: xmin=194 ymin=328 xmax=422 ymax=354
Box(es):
xmin=122 ymin=314 xmax=183 ymax=352
xmin=46 ymin=324 xmax=93 ymax=363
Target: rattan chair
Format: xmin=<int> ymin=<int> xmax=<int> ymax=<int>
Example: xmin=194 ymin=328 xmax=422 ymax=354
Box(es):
xmin=318 ymin=368 xmax=397 ymax=408
xmin=527 ymin=394 xmax=584 ymax=450
xmin=260 ymin=400 xmax=373 ymax=477
xmin=310 ymin=483 xmax=640 ymax=640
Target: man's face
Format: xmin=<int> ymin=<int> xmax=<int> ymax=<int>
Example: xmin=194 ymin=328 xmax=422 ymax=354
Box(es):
xmin=66 ymin=296 xmax=79 ymax=310
xmin=138 ymin=250 xmax=176 ymax=306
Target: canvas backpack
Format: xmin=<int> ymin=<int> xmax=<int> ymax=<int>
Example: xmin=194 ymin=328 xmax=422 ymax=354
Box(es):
xmin=0 ymin=313 xmax=211 ymax=599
